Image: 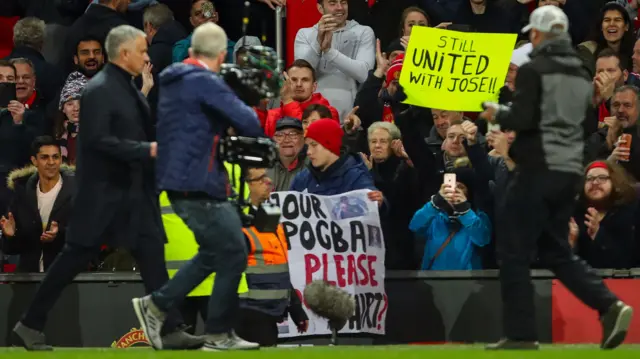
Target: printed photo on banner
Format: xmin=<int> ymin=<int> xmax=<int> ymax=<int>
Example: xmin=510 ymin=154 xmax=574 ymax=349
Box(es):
xmin=368 ymin=225 xmax=382 ymax=249
xmin=269 ymin=190 xmax=387 ymax=338
xmin=328 ymin=195 xmax=369 ymax=220
xmin=399 ymin=26 xmax=516 ymax=111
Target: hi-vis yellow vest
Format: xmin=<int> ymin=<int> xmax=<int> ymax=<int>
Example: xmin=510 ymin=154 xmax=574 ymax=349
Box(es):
xmin=161 ymin=162 xmax=249 ymax=296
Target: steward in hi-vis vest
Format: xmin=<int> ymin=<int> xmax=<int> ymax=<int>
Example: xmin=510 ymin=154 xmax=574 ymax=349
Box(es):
xmin=233 ymin=168 xmax=308 ymax=346
xmin=160 ymin=162 xmax=248 ymax=334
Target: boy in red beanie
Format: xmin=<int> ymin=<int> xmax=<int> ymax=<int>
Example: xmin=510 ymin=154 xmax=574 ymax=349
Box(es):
xmin=290 ymin=119 xmax=384 ymax=207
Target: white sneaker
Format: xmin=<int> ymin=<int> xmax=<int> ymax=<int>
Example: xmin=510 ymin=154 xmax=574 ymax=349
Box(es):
xmin=132 ymin=296 xmax=166 ymax=350
xmin=201 ymin=332 xmax=260 ymax=351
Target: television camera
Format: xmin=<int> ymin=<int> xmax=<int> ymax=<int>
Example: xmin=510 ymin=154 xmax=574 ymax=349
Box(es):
xmin=218 ymin=43 xmax=283 ymax=232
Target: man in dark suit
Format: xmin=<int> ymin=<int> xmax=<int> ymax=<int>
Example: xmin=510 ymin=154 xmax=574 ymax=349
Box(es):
xmin=141 ymin=3 xmax=187 ymax=122
xmin=62 ymin=0 xmax=129 ymax=74
xmin=0 ymin=136 xmax=74 ymax=273
xmin=12 ymin=25 xmax=203 ymax=351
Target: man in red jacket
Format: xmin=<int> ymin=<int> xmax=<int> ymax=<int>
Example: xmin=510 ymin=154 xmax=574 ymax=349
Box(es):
xmin=257 ymin=59 xmax=339 ymax=137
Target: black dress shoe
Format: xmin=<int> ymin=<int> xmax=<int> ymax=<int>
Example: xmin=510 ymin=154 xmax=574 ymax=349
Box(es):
xmin=161 ymin=325 xmax=205 ymax=350
xmin=485 ymin=338 xmax=539 ymax=350
xmin=12 ymin=322 xmax=53 ymax=351
xmin=600 ymin=301 xmax=633 ymax=350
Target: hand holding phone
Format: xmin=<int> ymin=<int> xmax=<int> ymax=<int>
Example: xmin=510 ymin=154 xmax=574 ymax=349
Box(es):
xmin=487 ymin=123 xmax=501 ymax=133
xmin=442 ymin=173 xmax=457 ymax=202
xmin=0 ymin=83 xmax=17 ymax=108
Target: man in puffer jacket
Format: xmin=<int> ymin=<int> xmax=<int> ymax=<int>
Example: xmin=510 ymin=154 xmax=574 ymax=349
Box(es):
xmin=290 ymin=119 xmax=384 ymax=209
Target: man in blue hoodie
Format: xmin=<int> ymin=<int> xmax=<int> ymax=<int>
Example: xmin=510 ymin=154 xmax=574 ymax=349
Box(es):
xmin=131 ymin=22 xmax=264 ymax=351
xmin=294 ymin=0 xmax=375 ymax=121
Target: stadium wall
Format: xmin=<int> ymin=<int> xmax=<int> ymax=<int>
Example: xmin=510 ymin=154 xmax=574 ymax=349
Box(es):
xmin=0 ymin=270 xmax=638 ymax=347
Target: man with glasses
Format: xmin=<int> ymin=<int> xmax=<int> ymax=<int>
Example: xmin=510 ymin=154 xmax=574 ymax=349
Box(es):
xmin=0 ymin=60 xmax=30 ymax=215
xmin=267 ymin=117 xmax=306 ymax=191
xmin=235 ymin=167 xmax=308 ymax=346
xmin=1 ymin=59 xmax=45 ymax=213
xmin=8 ymin=58 xmax=48 ymax=136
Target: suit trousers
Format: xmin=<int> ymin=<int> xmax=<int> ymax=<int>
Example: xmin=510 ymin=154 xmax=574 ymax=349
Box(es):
xmin=151 ymin=198 xmax=248 ymax=335
xmin=234 ymin=307 xmax=279 ymax=347
xmin=497 ymin=169 xmax=618 ymax=341
xmin=180 ymin=296 xmax=209 ymax=335
xmin=21 ymin=239 xmax=182 ymax=336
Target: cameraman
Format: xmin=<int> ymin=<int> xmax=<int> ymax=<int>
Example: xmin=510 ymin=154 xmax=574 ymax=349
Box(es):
xmin=235 ymin=167 xmax=308 ymax=346
xmin=132 ymin=22 xmax=264 ymax=351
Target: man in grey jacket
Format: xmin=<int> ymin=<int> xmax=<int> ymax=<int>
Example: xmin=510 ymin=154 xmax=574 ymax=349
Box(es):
xmin=480 ymin=5 xmax=632 ymax=351
xmin=294 ymin=0 xmax=375 ymax=122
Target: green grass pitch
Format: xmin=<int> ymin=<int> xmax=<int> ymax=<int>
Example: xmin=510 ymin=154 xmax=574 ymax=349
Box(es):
xmin=1 ymin=345 xmax=640 ymax=359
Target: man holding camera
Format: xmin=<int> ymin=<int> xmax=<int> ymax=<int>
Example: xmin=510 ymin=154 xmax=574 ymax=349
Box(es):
xmin=234 ymin=167 xmax=308 ymax=346
xmin=132 ymin=22 xmax=264 ymax=351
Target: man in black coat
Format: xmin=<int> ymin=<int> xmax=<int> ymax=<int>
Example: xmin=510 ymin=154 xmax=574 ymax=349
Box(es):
xmin=143 ymin=4 xmax=187 ymax=75
xmin=141 ymin=3 xmax=187 ymax=121
xmin=12 ymin=25 xmax=202 ymax=351
xmin=62 ymin=0 xmax=129 ymax=74
xmin=0 ymin=137 xmax=74 ymax=273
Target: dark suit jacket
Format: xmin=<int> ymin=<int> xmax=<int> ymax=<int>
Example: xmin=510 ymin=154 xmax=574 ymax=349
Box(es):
xmin=145 ymin=20 xmax=187 ymax=124
xmin=2 ymin=167 xmax=75 ymax=272
xmin=67 ymin=63 xmax=164 ymax=249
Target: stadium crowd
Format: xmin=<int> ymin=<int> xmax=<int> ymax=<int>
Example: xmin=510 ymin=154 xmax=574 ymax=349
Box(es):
xmin=1 ymin=0 xmax=640 ymax=275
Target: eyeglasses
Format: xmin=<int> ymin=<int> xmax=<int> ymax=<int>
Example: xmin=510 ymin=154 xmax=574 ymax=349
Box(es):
xmin=586 ymin=175 xmax=610 ymax=184
xmin=247 ymin=174 xmax=272 ymax=185
xmin=274 ymin=131 xmax=301 ymax=141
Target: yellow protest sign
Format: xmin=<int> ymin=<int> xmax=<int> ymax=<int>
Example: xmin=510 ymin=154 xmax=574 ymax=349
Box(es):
xmin=399 ymin=26 xmax=517 ymax=111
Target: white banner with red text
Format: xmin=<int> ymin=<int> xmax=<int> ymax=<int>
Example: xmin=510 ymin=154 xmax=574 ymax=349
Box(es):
xmin=269 ymin=190 xmax=387 ymax=337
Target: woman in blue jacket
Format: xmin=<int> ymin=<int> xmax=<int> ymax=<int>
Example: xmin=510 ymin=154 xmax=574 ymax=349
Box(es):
xmin=410 ymin=168 xmax=491 ymax=270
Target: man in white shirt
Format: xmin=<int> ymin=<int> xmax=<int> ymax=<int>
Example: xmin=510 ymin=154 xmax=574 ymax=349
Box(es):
xmin=294 ymin=0 xmax=375 ymax=121
xmin=0 ymin=136 xmax=75 ymax=273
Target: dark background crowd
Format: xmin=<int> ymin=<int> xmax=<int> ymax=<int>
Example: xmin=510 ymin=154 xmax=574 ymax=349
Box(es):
xmin=1 ymin=0 xmax=640 ymax=274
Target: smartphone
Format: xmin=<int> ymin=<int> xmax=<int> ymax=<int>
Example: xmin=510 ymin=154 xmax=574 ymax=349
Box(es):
xmin=618 ymin=133 xmax=632 ymax=162
xmin=448 ymin=24 xmax=473 ymax=33
xmin=444 ymin=173 xmax=456 ymax=191
xmin=487 ymin=123 xmax=501 ymax=133
xmin=0 ymin=83 xmax=16 ymax=108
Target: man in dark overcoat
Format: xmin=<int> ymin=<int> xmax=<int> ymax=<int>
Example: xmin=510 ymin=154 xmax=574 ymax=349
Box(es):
xmin=12 ymin=25 xmax=203 ymax=351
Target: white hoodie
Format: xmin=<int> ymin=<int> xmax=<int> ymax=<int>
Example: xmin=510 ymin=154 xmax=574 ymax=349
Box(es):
xmin=294 ymin=20 xmax=375 ymax=122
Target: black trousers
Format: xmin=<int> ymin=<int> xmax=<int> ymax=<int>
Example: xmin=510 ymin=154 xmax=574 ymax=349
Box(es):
xmin=180 ymin=296 xmax=209 ymax=335
xmin=235 ymin=307 xmax=279 ymax=347
xmin=20 ymin=240 xmax=182 ymax=335
xmin=497 ymin=170 xmax=618 ymax=341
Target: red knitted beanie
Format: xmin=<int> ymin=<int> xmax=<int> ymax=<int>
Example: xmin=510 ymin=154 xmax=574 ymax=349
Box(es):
xmin=305 ymin=118 xmax=344 ymax=156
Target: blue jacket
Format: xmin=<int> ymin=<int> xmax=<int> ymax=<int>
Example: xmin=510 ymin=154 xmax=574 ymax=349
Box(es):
xmin=156 ymin=62 xmax=264 ymax=200
xmin=172 ymin=34 xmax=236 ymax=64
xmin=410 ymin=200 xmax=491 ymax=270
xmin=289 ymin=154 xmax=376 ymax=195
